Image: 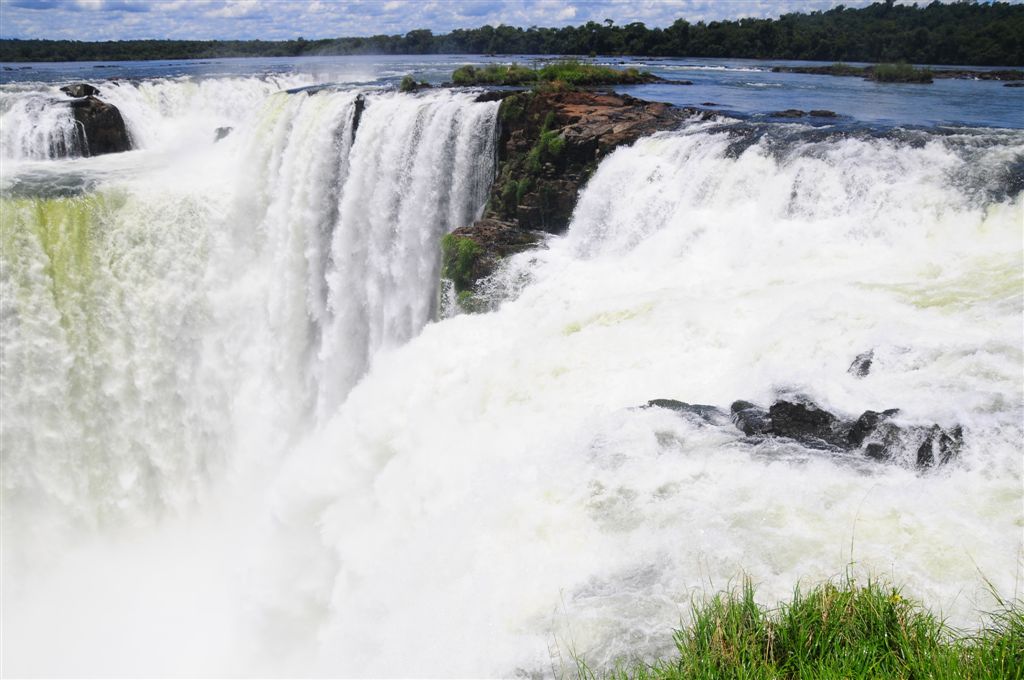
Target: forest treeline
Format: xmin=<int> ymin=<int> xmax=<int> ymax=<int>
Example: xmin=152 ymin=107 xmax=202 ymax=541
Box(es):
xmin=2 ymin=1 xmax=1021 ymax=66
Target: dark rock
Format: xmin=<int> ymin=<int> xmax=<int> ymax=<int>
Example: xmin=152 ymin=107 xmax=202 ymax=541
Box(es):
xmin=768 ymin=400 xmax=846 ymax=449
xmin=660 ymin=395 xmax=962 ymax=469
xmin=848 ymin=350 xmax=874 ymax=377
xmin=474 ymin=90 xmax=521 ymax=102
xmin=214 ymin=126 xmax=233 ymax=141
xmin=667 ymin=79 xmax=694 ymax=85
xmin=68 ymin=96 xmax=131 ymax=156
xmin=60 ymin=83 xmax=100 ymax=98
xmin=1004 ymin=82 xmax=1024 ymax=88
xmin=772 ymin=109 xmax=806 ymax=118
xmin=847 ymin=409 xmax=900 ymax=448
xmin=700 ymin=102 xmax=719 ymax=106
xmin=730 ymin=400 xmax=771 ymax=436
xmin=351 ymin=94 xmax=366 ymax=144
xmin=916 ymin=425 xmax=963 ymax=468
xmin=647 ymin=400 xmax=727 ymax=424
xmin=809 ymin=109 xmax=837 ymax=117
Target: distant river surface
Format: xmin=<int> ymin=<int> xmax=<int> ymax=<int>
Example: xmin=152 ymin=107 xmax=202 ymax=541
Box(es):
xmin=2 ymin=53 xmax=1022 ymax=128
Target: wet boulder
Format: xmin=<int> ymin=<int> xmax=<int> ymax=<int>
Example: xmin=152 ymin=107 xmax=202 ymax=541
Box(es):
xmin=767 ymin=400 xmax=848 ymax=449
xmin=69 ymin=96 xmax=132 ymax=156
xmin=647 ymin=400 xmax=728 ymax=425
xmin=60 ymin=83 xmax=100 ymax=98
xmin=214 ymin=126 xmax=233 ymax=141
xmin=916 ymin=425 xmax=963 ymax=468
xmin=730 ymin=400 xmax=771 ymax=436
xmin=848 ymin=350 xmax=874 ymax=377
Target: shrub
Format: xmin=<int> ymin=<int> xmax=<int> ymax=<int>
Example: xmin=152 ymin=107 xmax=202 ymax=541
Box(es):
xmin=440 ymin=233 xmax=482 ymax=293
xmin=871 ymin=62 xmax=934 ymax=83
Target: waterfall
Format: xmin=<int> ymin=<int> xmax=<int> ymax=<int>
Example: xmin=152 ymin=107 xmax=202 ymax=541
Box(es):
xmin=1 ymin=76 xmax=1020 ymax=677
xmin=0 ymin=90 xmax=85 ymax=160
xmin=0 ymin=87 xmax=499 ymax=532
xmin=257 ymin=123 xmax=1022 ymax=675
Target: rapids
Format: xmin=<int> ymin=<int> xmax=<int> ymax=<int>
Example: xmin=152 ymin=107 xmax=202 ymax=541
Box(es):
xmin=1 ymin=72 xmax=1021 ymax=677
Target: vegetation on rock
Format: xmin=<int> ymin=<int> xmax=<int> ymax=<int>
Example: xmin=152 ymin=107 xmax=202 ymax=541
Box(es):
xmin=577 ymin=577 xmax=1023 ymax=679
xmin=398 ymin=75 xmax=431 ymax=92
xmin=871 ymin=62 xmax=933 ymax=83
xmin=451 ymin=61 xmax=659 ymax=87
xmin=440 ymin=233 xmax=482 ymax=294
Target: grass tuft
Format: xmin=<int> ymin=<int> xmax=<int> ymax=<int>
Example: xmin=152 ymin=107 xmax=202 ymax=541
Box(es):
xmin=583 ymin=577 xmax=1023 ymax=679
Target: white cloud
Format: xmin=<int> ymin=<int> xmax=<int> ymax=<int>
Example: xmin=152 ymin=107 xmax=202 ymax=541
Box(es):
xmin=204 ymin=0 xmax=260 ymax=19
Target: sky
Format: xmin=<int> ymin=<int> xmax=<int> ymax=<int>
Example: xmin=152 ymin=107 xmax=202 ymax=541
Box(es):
xmin=0 ymin=0 xmax=1010 ymax=41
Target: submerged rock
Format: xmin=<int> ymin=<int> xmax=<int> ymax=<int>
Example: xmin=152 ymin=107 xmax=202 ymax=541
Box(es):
xmin=214 ymin=126 xmax=233 ymax=141
xmin=647 ymin=400 xmax=728 ymax=425
xmin=848 ymin=350 xmax=874 ymax=377
xmin=730 ymin=400 xmax=771 ymax=436
xmin=60 ymin=82 xmax=100 ymax=98
xmin=69 ymin=96 xmax=132 ymax=156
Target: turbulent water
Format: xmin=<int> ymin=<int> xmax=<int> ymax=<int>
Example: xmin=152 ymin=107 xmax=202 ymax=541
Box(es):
xmin=1 ymin=68 xmax=1022 ymax=677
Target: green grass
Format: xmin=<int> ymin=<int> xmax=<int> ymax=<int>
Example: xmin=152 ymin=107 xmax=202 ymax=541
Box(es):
xmin=871 ymin=63 xmax=934 ymax=83
xmin=576 ymin=577 xmax=1023 ymax=679
xmin=452 ymin=60 xmax=656 ymax=87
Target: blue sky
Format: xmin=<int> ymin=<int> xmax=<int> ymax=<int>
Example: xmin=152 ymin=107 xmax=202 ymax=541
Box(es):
xmin=0 ymin=0 xmax=1006 ymax=41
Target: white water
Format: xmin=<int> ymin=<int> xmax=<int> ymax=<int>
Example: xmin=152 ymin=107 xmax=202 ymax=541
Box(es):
xmin=2 ymin=76 xmax=1022 ymax=677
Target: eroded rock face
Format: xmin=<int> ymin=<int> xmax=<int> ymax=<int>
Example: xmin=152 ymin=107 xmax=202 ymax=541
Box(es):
xmin=69 ymin=96 xmax=132 ymax=156
xmin=449 ymin=91 xmax=712 ymax=297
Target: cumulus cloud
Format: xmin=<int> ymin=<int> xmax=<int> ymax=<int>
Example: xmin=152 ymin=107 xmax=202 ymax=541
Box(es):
xmin=0 ymin=0 xmax=1014 ymax=41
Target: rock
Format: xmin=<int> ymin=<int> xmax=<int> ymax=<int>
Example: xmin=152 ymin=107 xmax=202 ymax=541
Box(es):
xmin=453 ymin=90 xmax=712 ymax=290
xmin=665 ymin=395 xmax=963 ymax=469
xmin=768 ymin=400 xmax=847 ymax=449
xmin=647 ymin=400 xmax=728 ymax=424
xmin=700 ymin=101 xmax=719 ymax=106
xmin=442 ymin=218 xmax=542 ymax=295
xmin=69 ymin=96 xmax=131 ymax=156
xmin=809 ymin=109 xmax=837 ymax=117
xmin=474 ymin=90 xmax=520 ymax=102
xmin=848 ymin=350 xmax=874 ymax=377
xmin=730 ymin=400 xmax=771 ymax=436
xmin=214 ymin=126 xmax=233 ymax=141
xmin=772 ymin=109 xmax=806 ymax=118
xmin=916 ymin=425 xmax=963 ymax=468
xmin=351 ymin=94 xmax=366 ymax=144
xmin=60 ymin=83 xmax=100 ymax=98
xmin=1004 ymin=82 xmax=1024 ymax=88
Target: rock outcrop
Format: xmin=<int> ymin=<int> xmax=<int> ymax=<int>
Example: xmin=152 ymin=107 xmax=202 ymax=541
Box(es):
xmin=646 ymin=396 xmax=963 ymax=470
xmin=69 ymin=96 xmax=132 ymax=156
xmin=60 ymin=83 xmax=100 ymax=98
xmin=448 ymin=90 xmax=712 ymax=302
